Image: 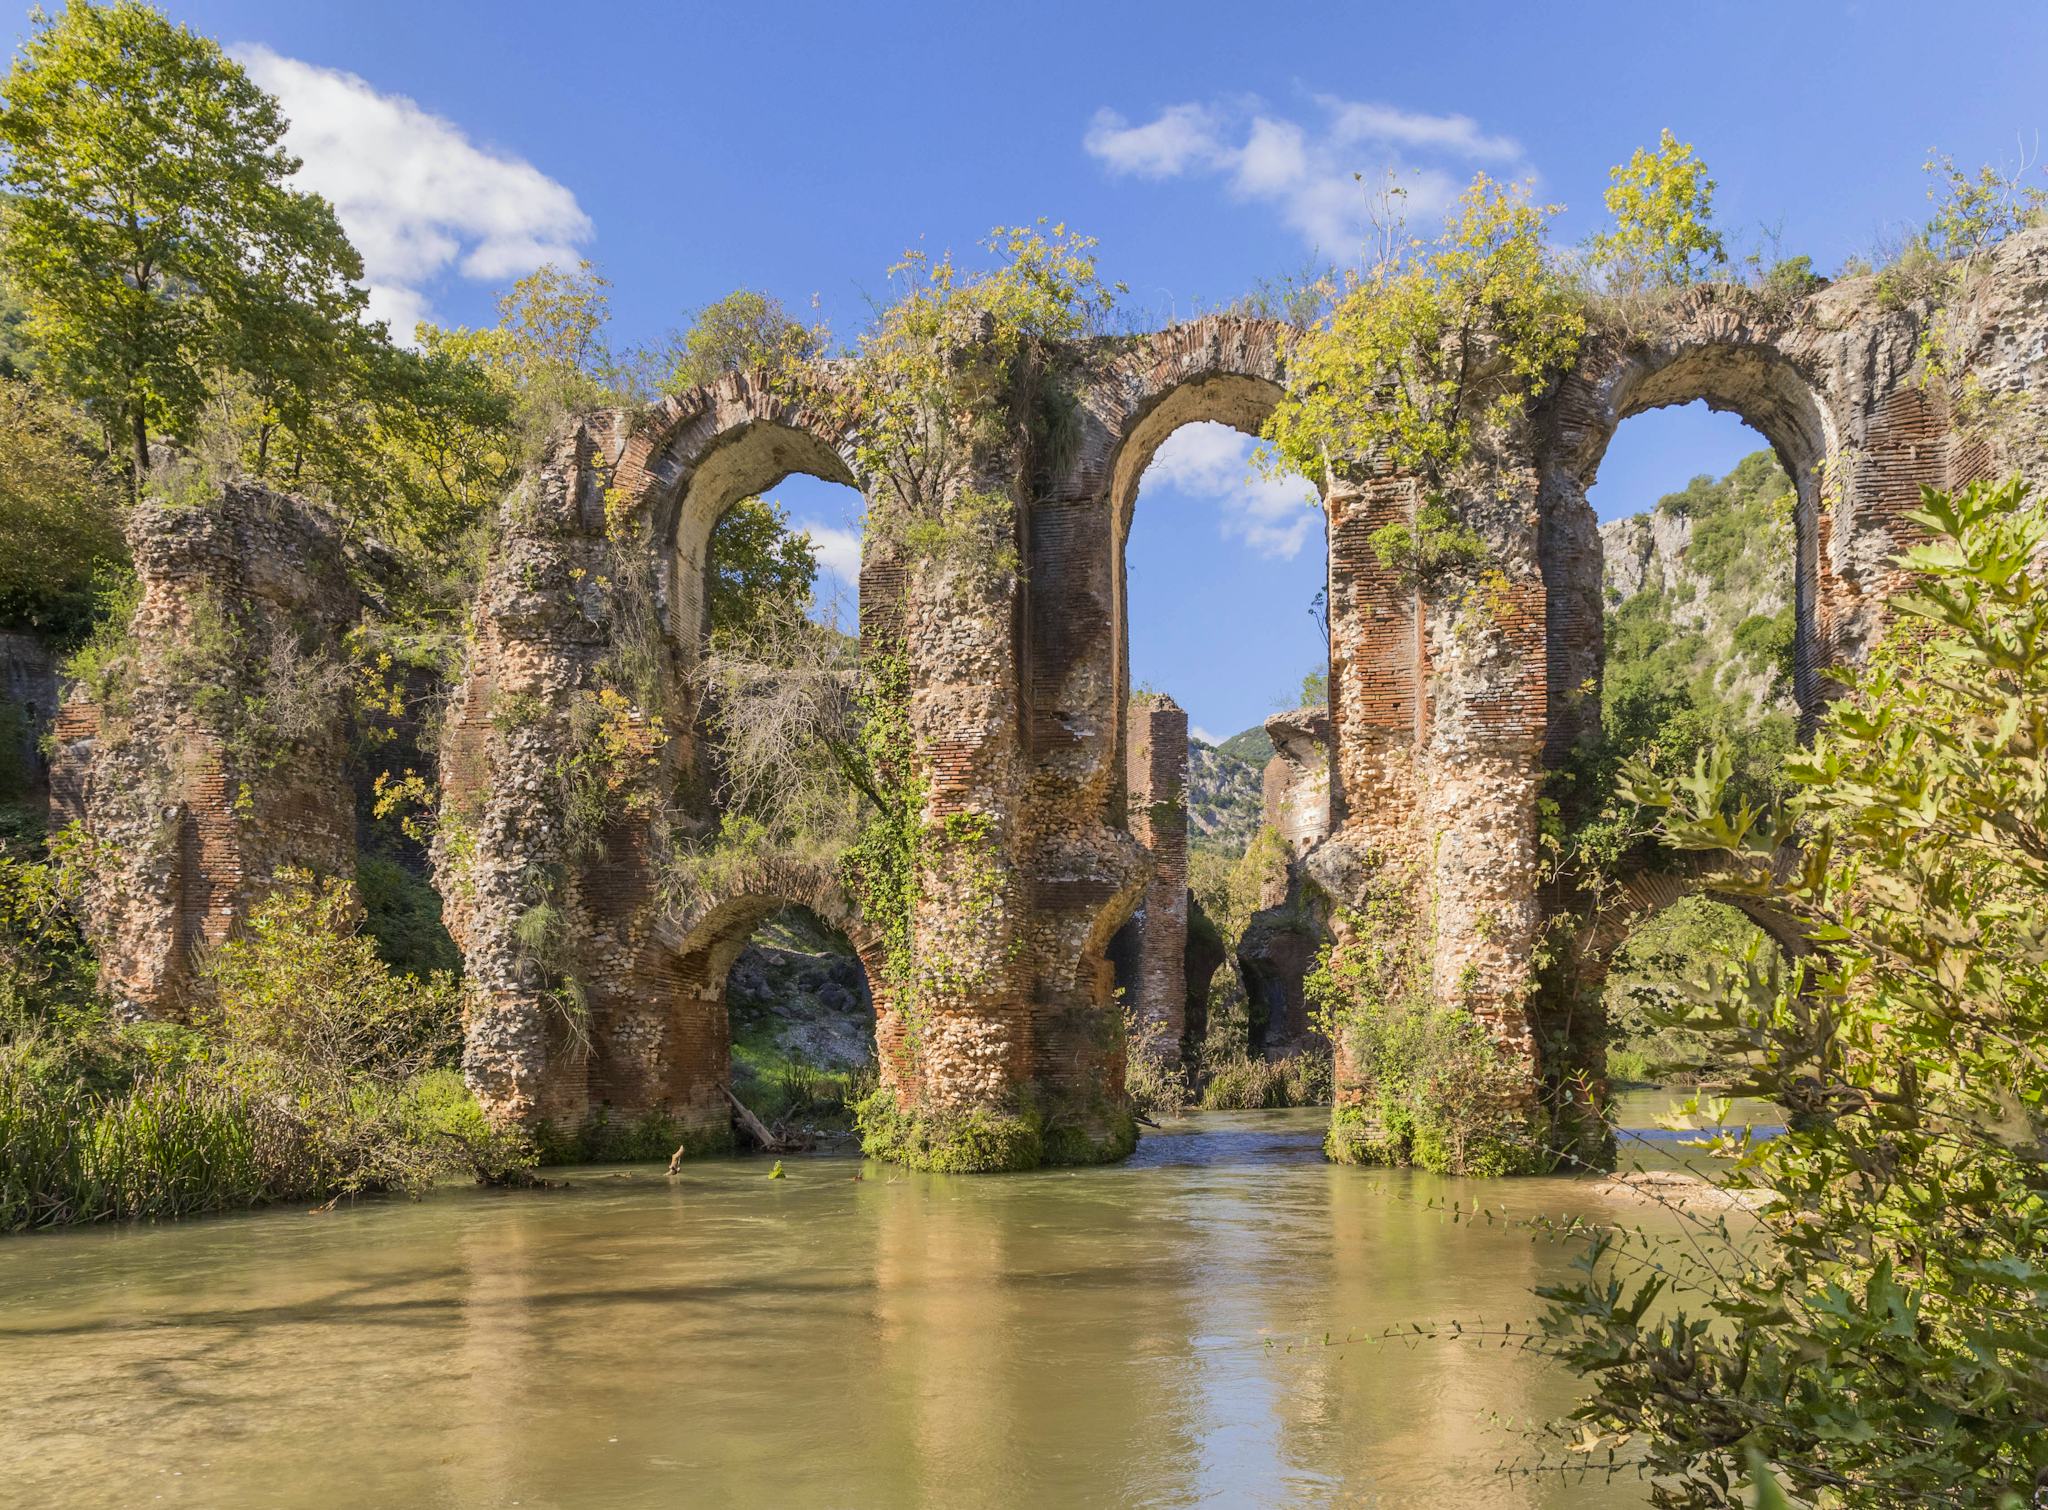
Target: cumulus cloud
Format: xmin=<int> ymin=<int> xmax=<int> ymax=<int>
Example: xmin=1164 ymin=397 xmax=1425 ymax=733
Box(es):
xmin=1083 ymin=93 xmax=1532 ymax=254
xmin=798 ymin=522 xmax=863 ymax=586
xmin=234 ymin=45 xmax=593 ymax=338
xmin=1189 ymin=725 xmax=1223 ymax=747
xmin=1145 ymin=423 xmax=1319 ymax=560
xmin=1082 ymin=103 xmax=1223 ymax=177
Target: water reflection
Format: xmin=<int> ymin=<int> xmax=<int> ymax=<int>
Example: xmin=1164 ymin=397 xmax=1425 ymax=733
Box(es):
xmin=0 ymin=1106 xmax=1745 ymax=1508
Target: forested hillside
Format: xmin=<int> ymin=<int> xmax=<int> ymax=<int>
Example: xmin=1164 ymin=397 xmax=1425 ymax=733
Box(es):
xmin=1596 ymin=448 xmax=1799 ymax=1082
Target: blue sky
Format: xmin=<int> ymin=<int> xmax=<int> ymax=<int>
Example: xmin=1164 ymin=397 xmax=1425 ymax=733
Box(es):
xmin=28 ymin=0 xmax=2048 ymax=740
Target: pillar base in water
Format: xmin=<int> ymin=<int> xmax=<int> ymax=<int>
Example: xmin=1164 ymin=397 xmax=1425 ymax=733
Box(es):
xmin=854 ymin=1089 xmax=1137 ymax=1172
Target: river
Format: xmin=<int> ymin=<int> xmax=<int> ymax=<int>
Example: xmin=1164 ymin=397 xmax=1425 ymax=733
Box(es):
xmin=0 ymin=1094 xmax=1757 ymax=1508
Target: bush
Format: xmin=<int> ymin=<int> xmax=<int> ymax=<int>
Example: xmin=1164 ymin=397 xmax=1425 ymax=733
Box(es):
xmin=1307 ymin=923 xmax=1544 ymax=1176
xmin=1121 ymin=993 xmax=1189 ymax=1120
xmin=0 ymin=858 xmax=531 ymax=1231
xmin=1536 ymin=478 xmax=2048 ymax=1503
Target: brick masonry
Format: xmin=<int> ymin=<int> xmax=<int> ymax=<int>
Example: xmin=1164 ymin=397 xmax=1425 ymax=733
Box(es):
xmin=63 ymin=230 xmax=2048 ymax=1164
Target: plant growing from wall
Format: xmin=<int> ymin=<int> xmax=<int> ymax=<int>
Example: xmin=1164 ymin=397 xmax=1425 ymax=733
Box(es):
xmin=837 ymin=221 xmax=1121 ymax=578
xmin=1262 ymin=174 xmax=1584 ymax=495
xmin=1585 ymin=130 xmax=1729 ymax=295
xmin=1309 ymin=880 xmax=1545 ymax=1176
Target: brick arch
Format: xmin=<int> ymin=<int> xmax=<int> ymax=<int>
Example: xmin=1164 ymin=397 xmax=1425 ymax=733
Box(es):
xmin=589 ymin=853 xmax=889 ymax=1141
xmin=654 ymin=853 xmax=882 ymax=987
xmin=1539 ymin=295 xmax=1847 ymax=756
xmin=1583 ymin=855 xmax=1813 ymax=968
xmin=1086 ymin=318 xmax=1303 ymax=799
xmin=606 ymin=372 xmax=864 ymax=660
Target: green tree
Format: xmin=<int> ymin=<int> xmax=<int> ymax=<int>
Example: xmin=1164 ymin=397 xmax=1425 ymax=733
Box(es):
xmin=1537 ymin=477 xmax=2048 ymax=1505
xmin=0 ymin=0 xmax=368 ymax=493
xmin=0 ymin=377 xmax=127 ymax=643
xmin=1923 ymin=148 xmax=2048 ymax=260
xmin=656 ymin=287 xmax=825 ymax=391
xmin=1587 ymin=130 xmax=1728 ymax=294
xmin=708 ymin=495 xmax=821 ymax=637
xmin=1263 ymin=174 xmax=1583 ymax=489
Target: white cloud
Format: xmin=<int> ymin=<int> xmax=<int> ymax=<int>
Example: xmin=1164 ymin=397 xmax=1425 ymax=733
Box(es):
xmin=1190 ymin=725 xmax=1223 ymax=747
xmin=799 ymin=522 xmax=863 ymax=586
xmin=234 ymin=45 xmax=593 ymax=339
xmin=1145 ymin=423 xmax=1319 ymax=560
xmin=1083 ymin=93 xmax=1532 ymax=255
xmin=1082 ymin=104 xmax=1224 ymax=177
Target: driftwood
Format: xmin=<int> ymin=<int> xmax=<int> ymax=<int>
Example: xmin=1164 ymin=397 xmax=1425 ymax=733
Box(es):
xmin=723 ymin=1084 xmax=790 ymax=1154
xmin=664 ymin=1086 xmax=810 ymax=1173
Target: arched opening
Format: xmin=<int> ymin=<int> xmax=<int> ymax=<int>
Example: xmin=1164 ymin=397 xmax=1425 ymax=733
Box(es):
xmin=634 ymin=870 xmax=884 ymax=1156
xmin=1107 ymin=376 xmax=1334 ymax=1107
xmin=1602 ymin=892 xmax=1790 ymax=1088
xmin=722 ymin=903 xmax=877 ymax=1146
xmin=657 ymin=419 xmax=863 ymax=662
xmin=1588 ymin=400 xmax=1803 ymax=795
xmin=1576 ymin=342 xmax=1838 ymax=743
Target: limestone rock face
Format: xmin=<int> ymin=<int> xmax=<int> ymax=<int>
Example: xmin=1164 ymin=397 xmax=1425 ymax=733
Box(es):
xmin=1599 ymin=508 xmax=1691 ymax=605
xmin=49 ymin=483 xmax=358 ymax=1019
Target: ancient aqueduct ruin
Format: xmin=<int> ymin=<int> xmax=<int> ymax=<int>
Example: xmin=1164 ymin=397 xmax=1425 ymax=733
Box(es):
xmin=44 ymin=228 xmax=2048 ymax=1168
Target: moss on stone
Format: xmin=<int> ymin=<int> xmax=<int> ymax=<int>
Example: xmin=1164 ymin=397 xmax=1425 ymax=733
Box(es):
xmin=853 ymin=1088 xmax=1043 ymax=1172
xmin=536 ymin=1110 xmax=733 ymax=1165
xmin=853 ymin=1089 xmax=1139 ymax=1173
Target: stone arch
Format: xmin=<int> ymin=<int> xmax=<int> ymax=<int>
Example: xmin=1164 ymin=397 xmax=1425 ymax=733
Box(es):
xmin=1582 ymin=858 xmax=1813 ymax=970
xmin=1088 ymin=319 xmax=1295 ymax=790
xmin=606 ymin=373 xmax=864 ymax=664
xmin=1539 ymin=295 xmax=1846 ymax=757
xmin=584 ymin=854 xmax=887 ymax=1142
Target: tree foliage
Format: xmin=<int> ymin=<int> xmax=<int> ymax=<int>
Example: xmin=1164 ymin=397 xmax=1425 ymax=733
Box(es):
xmin=1587 ymin=130 xmax=1728 ymax=294
xmin=657 ymin=287 xmax=825 ymax=391
xmin=1538 ymin=477 xmax=2048 ymax=1506
xmin=707 ymin=495 xmax=821 ymax=639
xmin=0 ymin=0 xmax=368 ymax=489
xmin=0 ymin=376 xmax=127 ymax=642
xmin=1263 ymin=174 xmax=1583 ymax=488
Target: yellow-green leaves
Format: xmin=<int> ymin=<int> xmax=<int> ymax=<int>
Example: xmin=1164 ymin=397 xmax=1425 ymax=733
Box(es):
xmin=1922 ymin=149 xmax=2048 ymax=260
xmin=1588 ymin=129 xmax=1728 ymax=294
xmin=1262 ymin=174 xmax=1582 ymax=487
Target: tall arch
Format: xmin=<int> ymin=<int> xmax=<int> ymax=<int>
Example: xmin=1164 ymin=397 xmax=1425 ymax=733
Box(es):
xmin=1540 ymin=302 xmax=1845 ymax=760
xmin=607 ymin=373 xmax=864 ymax=666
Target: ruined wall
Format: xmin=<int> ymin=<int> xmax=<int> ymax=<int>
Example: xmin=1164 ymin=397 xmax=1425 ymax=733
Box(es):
xmin=49 ymin=484 xmax=357 ymax=1018
xmin=427 ymin=230 xmax=2048 ymax=1169
xmin=1114 ymin=692 xmax=1189 ymax=1048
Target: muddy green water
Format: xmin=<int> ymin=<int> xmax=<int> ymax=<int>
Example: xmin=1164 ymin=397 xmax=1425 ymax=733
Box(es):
xmin=0 ymin=1097 xmax=1751 ymax=1508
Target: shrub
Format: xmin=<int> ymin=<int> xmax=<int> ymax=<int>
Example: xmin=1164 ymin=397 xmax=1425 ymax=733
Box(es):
xmin=1535 ymin=478 xmax=2048 ymax=1503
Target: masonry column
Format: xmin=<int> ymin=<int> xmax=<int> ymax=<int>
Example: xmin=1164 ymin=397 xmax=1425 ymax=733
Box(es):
xmin=1120 ymin=692 xmax=1189 ymax=1052
xmin=50 ymin=483 xmax=358 ymax=1019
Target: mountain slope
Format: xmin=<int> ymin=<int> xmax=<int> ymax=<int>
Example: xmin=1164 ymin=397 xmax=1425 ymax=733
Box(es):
xmin=1186 ymin=735 xmax=1264 ymax=854
xmin=1599 ymin=449 xmax=1799 ymax=722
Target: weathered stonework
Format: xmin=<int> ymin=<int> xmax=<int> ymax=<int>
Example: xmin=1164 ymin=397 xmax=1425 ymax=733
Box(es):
xmin=411 ymin=229 xmax=2048 ymax=1168
xmin=49 ymin=485 xmax=357 ymax=1019
xmin=1108 ymin=693 xmax=1188 ymax=1050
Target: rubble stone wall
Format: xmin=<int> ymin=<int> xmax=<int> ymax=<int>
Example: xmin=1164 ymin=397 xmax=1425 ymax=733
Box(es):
xmin=48 ymin=485 xmax=357 ymax=1018
xmin=424 ymin=234 xmax=2048 ymax=1167
xmin=1116 ymin=692 xmax=1188 ymax=1046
